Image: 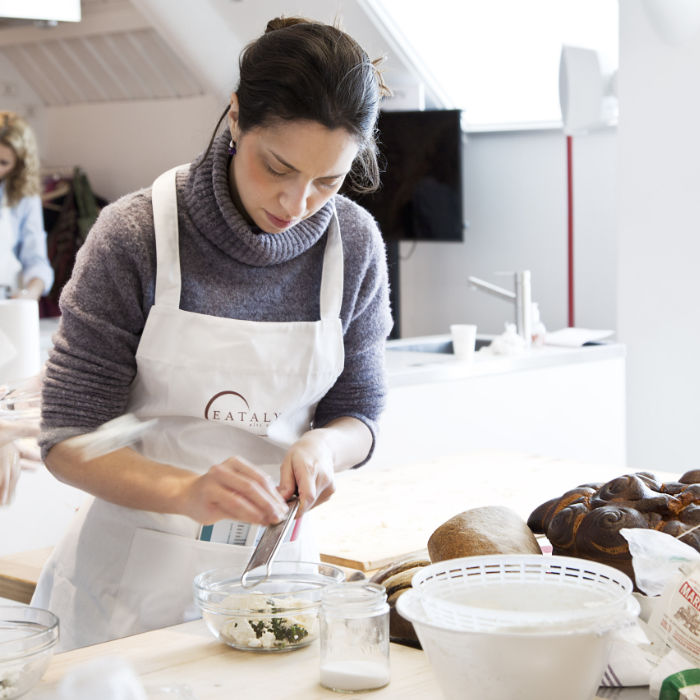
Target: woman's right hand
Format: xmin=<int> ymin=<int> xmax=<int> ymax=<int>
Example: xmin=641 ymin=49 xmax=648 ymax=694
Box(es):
xmin=182 ymin=456 xmax=289 ymax=526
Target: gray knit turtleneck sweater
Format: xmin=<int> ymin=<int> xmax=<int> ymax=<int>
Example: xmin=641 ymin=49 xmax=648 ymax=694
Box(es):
xmin=39 ymin=131 xmax=393 ymax=464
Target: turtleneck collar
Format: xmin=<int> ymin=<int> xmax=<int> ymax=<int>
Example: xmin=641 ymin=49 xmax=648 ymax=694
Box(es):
xmin=182 ymin=130 xmax=334 ymax=267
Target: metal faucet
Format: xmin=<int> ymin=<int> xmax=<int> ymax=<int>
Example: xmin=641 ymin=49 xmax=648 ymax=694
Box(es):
xmin=467 ymin=271 xmax=532 ymax=346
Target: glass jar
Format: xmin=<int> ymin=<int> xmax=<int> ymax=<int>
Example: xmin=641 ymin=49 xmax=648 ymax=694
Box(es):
xmin=319 ymin=582 xmax=390 ymax=693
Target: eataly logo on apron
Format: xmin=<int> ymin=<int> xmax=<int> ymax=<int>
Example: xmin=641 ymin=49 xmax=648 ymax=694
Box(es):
xmin=204 ymin=391 xmax=280 ymax=430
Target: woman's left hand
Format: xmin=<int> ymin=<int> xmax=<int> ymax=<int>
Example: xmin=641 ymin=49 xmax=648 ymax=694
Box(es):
xmin=277 ymin=429 xmax=336 ymax=515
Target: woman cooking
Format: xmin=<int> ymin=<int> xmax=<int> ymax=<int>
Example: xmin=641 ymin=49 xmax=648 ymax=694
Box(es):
xmin=32 ymin=17 xmax=393 ymax=651
xmin=0 ymin=112 xmax=54 ymax=301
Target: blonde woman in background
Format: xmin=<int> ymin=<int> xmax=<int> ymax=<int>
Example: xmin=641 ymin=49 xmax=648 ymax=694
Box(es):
xmin=0 ymin=112 xmax=54 ymax=301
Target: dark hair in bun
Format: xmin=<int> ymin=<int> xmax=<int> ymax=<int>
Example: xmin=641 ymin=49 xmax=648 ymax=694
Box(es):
xmin=204 ymin=16 xmax=389 ymax=193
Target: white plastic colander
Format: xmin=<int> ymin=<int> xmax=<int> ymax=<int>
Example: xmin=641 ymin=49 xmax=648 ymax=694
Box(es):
xmin=410 ymin=554 xmax=635 ymax=634
xmin=397 ymin=555 xmax=640 ymax=700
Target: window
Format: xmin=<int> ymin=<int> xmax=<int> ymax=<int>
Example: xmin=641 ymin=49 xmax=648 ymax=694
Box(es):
xmin=367 ymin=0 xmax=618 ymax=130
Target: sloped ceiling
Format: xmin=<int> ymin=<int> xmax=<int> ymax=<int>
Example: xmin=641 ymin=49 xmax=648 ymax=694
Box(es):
xmin=0 ymin=0 xmax=207 ymax=105
xmin=131 ymin=0 xmax=426 ymax=104
xmin=0 ymin=0 xmax=426 ymax=109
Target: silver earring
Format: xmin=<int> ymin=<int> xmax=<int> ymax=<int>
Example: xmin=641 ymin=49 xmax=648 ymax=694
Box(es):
xmin=228 ymin=139 xmax=237 ymax=156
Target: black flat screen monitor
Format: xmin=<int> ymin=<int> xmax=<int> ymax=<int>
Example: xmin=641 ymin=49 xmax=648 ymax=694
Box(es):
xmin=348 ymin=109 xmax=464 ymax=242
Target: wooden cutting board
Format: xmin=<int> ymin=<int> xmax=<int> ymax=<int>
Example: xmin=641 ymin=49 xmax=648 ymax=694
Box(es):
xmin=310 ymin=449 xmax=677 ymax=572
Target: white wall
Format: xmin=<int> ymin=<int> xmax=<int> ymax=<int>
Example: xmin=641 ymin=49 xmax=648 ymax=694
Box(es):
xmin=0 ymin=52 xmax=45 ymax=148
xmin=617 ymin=1 xmax=700 ymax=470
xmin=399 ymin=127 xmax=617 ymax=338
xmin=42 ymin=95 xmax=221 ymax=201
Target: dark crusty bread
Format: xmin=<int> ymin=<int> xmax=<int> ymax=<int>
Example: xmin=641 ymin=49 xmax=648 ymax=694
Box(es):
xmin=528 ymin=471 xmax=700 ymax=588
xmin=370 ymin=557 xmax=431 ymax=586
xmin=428 ymin=505 xmax=542 ymax=562
xmin=370 ymin=557 xmax=430 ymax=647
xmin=383 ymin=568 xmax=418 ymax=598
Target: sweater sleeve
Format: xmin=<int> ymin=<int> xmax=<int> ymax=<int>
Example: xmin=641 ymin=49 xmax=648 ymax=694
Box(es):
xmin=312 ymin=197 xmax=393 ymax=466
xmin=39 ymin=190 xmax=156 ymax=459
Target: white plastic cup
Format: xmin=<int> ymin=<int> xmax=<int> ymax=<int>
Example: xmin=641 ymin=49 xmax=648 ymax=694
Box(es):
xmin=450 ymin=324 xmax=477 ymax=362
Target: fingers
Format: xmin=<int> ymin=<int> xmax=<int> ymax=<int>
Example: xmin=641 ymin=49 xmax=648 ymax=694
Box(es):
xmin=312 ymin=480 xmax=336 ymax=509
xmin=293 ymin=464 xmax=318 ymax=514
xmin=206 ymin=486 xmax=283 ymax=526
xmin=277 ymin=466 xmax=297 ymax=502
xmin=280 ymin=444 xmax=335 ymax=516
xmin=205 ymin=457 xmax=288 ymax=524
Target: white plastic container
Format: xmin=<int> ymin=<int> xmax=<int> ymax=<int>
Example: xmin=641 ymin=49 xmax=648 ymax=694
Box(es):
xmin=396 ymin=555 xmax=639 ymax=700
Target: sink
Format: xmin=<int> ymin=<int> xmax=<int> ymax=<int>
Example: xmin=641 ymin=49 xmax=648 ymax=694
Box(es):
xmin=386 ymin=335 xmax=492 ymax=354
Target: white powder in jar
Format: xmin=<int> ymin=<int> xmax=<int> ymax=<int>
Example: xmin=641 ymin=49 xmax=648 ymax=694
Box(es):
xmin=320 ymin=660 xmax=390 ymax=691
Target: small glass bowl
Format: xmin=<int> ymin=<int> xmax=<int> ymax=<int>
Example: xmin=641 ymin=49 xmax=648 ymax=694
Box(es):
xmin=193 ymin=561 xmax=345 ymax=652
xmin=0 ymin=606 xmax=59 ymax=699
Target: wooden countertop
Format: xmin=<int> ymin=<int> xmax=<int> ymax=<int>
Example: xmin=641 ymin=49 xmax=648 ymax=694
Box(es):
xmin=0 ymin=547 xmax=51 ymax=603
xmin=10 ymin=449 xmax=664 ymax=699
xmin=308 ymin=449 xmax=664 ymax=571
xmin=1 ymin=450 xmax=678 ymax=601
xmin=25 ymin=618 xmax=646 ymax=699
xmin=28 ymin=619 xmax=441 ymax=699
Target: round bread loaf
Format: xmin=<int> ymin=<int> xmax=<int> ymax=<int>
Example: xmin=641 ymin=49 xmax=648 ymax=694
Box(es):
xmin=428 ymin=505 xmax=542 ymax=562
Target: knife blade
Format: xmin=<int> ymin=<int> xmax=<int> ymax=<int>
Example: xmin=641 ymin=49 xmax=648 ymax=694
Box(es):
xmin=240 ymin=496 xmax=300 ymax=588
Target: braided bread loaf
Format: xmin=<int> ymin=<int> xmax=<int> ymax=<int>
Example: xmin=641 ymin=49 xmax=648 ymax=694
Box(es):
xmin=528 ymin=470 xmax=700 ymax=585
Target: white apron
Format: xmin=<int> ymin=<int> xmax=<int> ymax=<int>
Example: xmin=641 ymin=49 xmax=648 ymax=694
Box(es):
xmin=0 ymin=192 xmax=22 ymax=296
xmin=32 ymin=166 xmax=345 ymax=651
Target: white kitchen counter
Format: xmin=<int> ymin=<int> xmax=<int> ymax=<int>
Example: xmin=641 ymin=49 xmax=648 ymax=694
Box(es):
xmin=373 ymin=334 xmax=627 ymax=469
xmin=385 ymin=333 xmax=625 ymax=387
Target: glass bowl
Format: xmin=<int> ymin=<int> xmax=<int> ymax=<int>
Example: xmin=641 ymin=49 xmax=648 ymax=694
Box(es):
xmin=0 ymin=606 xmax=59 ymax=699
xmin=193 ymin=561 xmax=345 ymax=652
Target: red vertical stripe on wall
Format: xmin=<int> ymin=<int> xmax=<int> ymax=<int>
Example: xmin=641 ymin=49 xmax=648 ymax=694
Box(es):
xmin=567 ymin=134 xmax=574 ymax=327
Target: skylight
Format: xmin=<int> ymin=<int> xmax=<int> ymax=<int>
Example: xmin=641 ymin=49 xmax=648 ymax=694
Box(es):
xmin=365 ymin=0 xmax=618 ymax=130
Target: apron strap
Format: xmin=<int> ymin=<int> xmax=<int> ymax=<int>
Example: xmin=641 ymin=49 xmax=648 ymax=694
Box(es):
xmin=319 ymin=204 xmax=344 ymax=321
xmin=151 ymin=165 xmax=187 ymax=308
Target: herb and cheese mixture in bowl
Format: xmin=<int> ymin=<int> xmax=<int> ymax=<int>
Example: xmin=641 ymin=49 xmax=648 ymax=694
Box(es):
xmin=214 ymin=593 xmax=317 ymax=650
xmin=194 ymin=562 xmax=345 ymax=652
